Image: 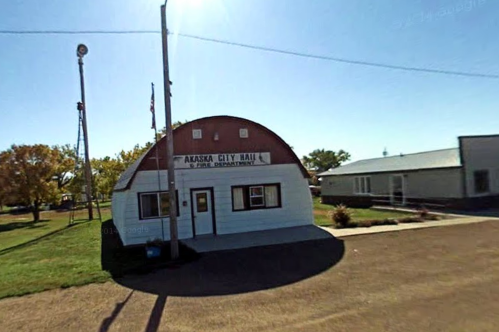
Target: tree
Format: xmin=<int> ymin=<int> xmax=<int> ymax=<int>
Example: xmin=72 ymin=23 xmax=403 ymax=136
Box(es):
xmin=88 ymin=143 xmax=153 ymax=200
xmin=302 ymin=149 xmax=351 ymax=172
xmin=0 ymin=145 xmax=60 ymax=222
xmin=0 ymin=168 xmax=7 ymax=210
xmin=117 ymin=144 xmax=151 ymax=169
xmin=156 ymin=120 xmax=188 ymax=140
xmin=91 ymin=156 xmax=122 ymax=199
xmin=52 ymin=144 xmax=76 ymax=190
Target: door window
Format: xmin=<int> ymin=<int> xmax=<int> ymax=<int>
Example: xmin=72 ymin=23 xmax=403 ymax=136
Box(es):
xmin=196 ymin=192 xmax=208 ymax=212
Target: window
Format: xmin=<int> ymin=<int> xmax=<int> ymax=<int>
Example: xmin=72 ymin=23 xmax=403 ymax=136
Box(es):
xmin=265 ymin=185 xmax=279 ymax=207
xmin=239 ymin=128 xmax=248 ymax=138
xmin=249 ymin=186 xmax=264 ymax=207
xmin=232 ymin=187 xmax=245 ymax=210
xmin=159 ymin=192 xmax=170 ymax=216
xmin=232 ymin=183 xmax=281 ymax=211
xmin=140 ymin=193 xmax=159 ymax=218
xmin=192 ymin=129 xmax=202 ymax=139
xmin=354 ymin=176 xmax=371 ymax=194
xmin=196 ymin=193 xmax=208 ymax=212
xmin=474 ymin=170 xmax=490 ymax=194
xmin=139 ymin=191 xmax=179 ymax=220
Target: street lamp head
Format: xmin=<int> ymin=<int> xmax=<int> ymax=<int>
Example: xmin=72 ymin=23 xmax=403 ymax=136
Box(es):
xmin=77 ymin=44 xmax=88 ymax=58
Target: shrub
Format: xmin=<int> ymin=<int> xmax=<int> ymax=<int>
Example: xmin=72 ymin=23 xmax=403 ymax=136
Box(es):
xmin=397 ymin=216 xmax=424 ymax=223
xmin=356 ymin=220 xmax=372 ymax=228
xmin=371 ymin=218 xmax=399 ymax=226
xmin=356 ymin=219 xmax=399 ymax=228
xmin=330 ymin=204 xmax=351 ymax=227
xmin=417 ymin=206 xmax=429 ymax=219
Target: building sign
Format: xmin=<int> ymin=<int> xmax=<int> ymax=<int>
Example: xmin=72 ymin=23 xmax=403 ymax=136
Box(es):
xmin=174 ymin=152 xmax=271 ymax=169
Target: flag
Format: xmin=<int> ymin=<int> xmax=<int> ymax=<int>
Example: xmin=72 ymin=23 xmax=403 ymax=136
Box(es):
xmin=150 ymin=82 xmax=156 ymax=130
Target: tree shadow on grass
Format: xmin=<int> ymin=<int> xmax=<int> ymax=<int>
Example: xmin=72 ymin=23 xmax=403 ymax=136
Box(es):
xmin=0 ymin=220 xmax=49 ymax=233
xmin=101 ymin=219 xmax=345 ymax=331
xmin=0 ymin=220 xmax=89 ymax=256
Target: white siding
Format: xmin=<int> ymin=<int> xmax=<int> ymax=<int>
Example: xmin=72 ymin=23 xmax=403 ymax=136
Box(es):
xmin=460 ymin=136 xmax=499 ymax=197
xmin=111 ymin=191 xmax=127 ymax=240
xmin=405 ymin=168 xmax=463 ymax=198
xmin=322 ymin=173 xmax=391 ymax=197
xmin=114 ymin=164 xmax=313 ymax=246
xmin=321 ymin=175 xmax=354 ymax=196
xmin=322 ymin=168 xmax=463 ymax=199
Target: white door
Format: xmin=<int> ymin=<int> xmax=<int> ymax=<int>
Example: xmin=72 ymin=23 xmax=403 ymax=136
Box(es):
xmin=192 ymin=189 xmax=214 ymax=236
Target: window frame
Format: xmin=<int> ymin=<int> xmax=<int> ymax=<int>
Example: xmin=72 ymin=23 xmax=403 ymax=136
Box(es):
xmin=249 ymin=186 xmax=265 ymax=207
xmin=192 ymin=129 xmax=202 ymax=139
xmin=137 ymin=190 xmax=180 ymax=220
xmin=239 ymin=128 xmax=249 ymax=138
xmin=195 ymin=192 xmax=209 ymax=212
xmin=353 ymin=176 xmax=372 ymax=195
xmin=473 ymin=170 xmax=490 ymax=194
xmin=231 ymin=183 xmax=282 ymax=212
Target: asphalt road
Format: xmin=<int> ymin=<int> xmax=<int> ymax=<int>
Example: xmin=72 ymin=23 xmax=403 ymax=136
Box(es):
xmin=1 ymin=221 xmax=498 ymax=332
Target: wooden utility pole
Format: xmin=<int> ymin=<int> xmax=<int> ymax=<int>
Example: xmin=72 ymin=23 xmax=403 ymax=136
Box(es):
xmin=77 ymin=44 xmax=93 ymax=221
xmin=161 ymin=3 xmax=179 ymax=259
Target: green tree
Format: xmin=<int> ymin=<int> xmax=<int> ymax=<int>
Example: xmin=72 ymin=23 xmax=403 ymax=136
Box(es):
xmin=92 ymin=156 xmax=122 ymax=199
xmin=87 ymin=143 xmax=153 ymax=200
xmin=156 ymin=120 xmax=188 ymax=140
xmin=117 ymin=144 xmax=151 ymax=169
xmin=0 ymin=145 xmax=60 ymax=221
xmin=302 ymin=149 xmax=351 ymax=172
xmin=0 ymin=168 xmax=7 ymax=210
xmin=52 ymin=144 xmax=76 ymax=190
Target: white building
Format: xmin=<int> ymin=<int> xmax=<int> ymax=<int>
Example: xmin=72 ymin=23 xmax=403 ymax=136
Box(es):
xmin=319 ymin=135 xmax=499 ymax=210
xmin=112 ymin=116 xmax=313 ymax=246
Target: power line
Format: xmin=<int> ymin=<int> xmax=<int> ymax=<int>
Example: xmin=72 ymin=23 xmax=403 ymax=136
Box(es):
xmin=1 ymin=29 xmax=498 ymax=79
xmin=175 ymin=32 xmax=499 ymax=79
xmin=0 ymin=30 xmax=160 ymax=34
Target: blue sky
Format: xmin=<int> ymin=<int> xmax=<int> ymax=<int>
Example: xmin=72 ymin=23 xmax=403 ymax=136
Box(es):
xmin=1 ymin=0 xmax=498 ymax=162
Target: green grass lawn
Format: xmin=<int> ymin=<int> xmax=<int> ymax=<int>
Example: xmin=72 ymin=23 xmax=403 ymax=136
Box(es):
xmin=0 ymin=213 xmax=69 ymax=252
xmin=0 ymin=197 xmax=413 ymax=300
xmin=0 ymin=206 xmax=13 ymax=213
xmin=98 ymin=200 xmax=112 ymax=208
xmin=313 ymin=197 xmax=414 ymax=227
xmin=0 ymin=210 xmax=112 ymax=299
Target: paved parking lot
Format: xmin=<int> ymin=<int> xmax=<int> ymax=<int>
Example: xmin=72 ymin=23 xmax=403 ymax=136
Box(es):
xmin=1 ymin=220 xmax=499 ymax=332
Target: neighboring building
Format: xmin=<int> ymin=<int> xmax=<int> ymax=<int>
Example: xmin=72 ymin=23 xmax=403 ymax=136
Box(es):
xmin=318 ymin=135 xmax=499 ymax=210
xmin=112 ymin=116 xmax=313 ymax=246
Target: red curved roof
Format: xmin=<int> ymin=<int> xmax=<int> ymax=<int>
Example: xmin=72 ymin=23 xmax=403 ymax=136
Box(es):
xmin=115 ymin=116 xmax=308 ymax=191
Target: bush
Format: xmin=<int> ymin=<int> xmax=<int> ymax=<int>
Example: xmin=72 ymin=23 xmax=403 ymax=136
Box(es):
xmin=417 ymin=207 xmax=430 ymax=219
xmin=370 ymin=218 xmax=399 ymax=226
xmin=356 ymin=219 xmax=399 ymax=228
xmin=397 ymin=216 xmax=424 ymax=223
xmin=329 ymin=204 xmax=352 ymax=227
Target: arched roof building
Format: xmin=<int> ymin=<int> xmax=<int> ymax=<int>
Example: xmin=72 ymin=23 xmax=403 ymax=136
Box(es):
xmin=112 ymin=116 xmax=313 ymax=246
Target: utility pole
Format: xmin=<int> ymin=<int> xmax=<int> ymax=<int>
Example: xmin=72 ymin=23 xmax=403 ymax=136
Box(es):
xmin=77 ymin=44 xmax=93 ymax=221
xmin=161 ymin=3 xmax=179 ymax=259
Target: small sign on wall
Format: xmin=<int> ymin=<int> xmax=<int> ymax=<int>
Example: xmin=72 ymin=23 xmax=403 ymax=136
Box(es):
xmin=174 ymin=152 xmax=271 ymax=169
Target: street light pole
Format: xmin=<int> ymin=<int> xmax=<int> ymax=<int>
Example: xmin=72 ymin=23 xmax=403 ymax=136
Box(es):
xmin=77 ymin=44 xmax=93 ymax=221
xmin=161 ymin=3 xmax=179 ymax=259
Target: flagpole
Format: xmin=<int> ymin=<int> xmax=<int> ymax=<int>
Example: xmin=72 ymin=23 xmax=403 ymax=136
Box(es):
xmin=151 ymin=83 xmax=165 ymax=242
xmin=154 ymin=128 xmax=165 ymax=242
